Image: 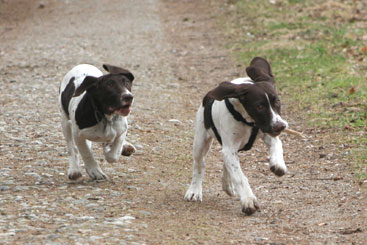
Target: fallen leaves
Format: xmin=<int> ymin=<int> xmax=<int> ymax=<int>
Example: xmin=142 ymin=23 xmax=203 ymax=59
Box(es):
xmin=348 ymin=87 xmax=356 ymax=94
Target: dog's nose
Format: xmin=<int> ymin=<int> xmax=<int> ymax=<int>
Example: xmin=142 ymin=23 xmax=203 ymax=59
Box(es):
xmin=122 ymin=93 xmax=133 ymax=103
xmin=273 ymin=122 xmax=286 ymax=133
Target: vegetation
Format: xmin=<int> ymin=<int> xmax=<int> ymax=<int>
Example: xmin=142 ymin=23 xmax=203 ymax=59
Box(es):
xmin=224 ymin=0 xmax=367 ymax=178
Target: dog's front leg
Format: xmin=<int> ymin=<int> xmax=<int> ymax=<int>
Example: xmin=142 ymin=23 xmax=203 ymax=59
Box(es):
xmin=61 ymin=120 xmax=83 ymax=180
xmin=74 ymin=136 xmax=107 ymax=180
xmin=263 ymin=135 xmax=287 ymax=176
xmin=104 ymin=132 xmax=126 ymax=163
xmin=222 ymin=147 xmax=259 ymax=215
xmin=222 ymin=163 xmax=236 ymax=197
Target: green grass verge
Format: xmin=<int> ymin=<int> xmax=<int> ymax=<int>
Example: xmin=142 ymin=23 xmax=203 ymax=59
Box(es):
xmin=223 ymin=0 xmax=367 ymax=179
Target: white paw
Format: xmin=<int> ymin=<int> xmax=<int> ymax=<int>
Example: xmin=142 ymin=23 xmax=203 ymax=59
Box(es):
xmin=122 ymin=142 xmax=136 ymax=156
xmin=184 ymin=185 xmax=202 ymax=202
xmin=67 ymin=168 xmax=82 ymax=181
xmin=269 ymin=158 xmax=287 ymax=177
xmin=241 ymin=195 xmax=260 ymax=215
xmin=86 ymin=166 xmax=108 ymax=180
xmin=105 ymin=152 xmax=119 ymax=163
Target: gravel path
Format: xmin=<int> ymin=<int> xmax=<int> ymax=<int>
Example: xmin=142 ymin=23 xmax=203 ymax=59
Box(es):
xmin=0 ymin=0 xmax=366 ymax=244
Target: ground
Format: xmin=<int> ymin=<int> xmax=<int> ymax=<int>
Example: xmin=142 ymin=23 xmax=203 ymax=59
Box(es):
xmin=0 ymin=0 xmax=366 ymax=244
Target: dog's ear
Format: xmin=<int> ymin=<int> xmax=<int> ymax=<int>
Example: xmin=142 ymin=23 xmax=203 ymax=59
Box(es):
xmin=246 ymin=57 xmax=274 ymax=84
xmin=206 ymin=81 xmax=251 ymax=101
xmin=74 ymin=76 xmax=98 ymax=97
xmin=103 ymin=64 xmax=134 ymax=82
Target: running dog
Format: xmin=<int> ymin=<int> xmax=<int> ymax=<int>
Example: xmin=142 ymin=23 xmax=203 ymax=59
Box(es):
xmin=59 ymin=64 xmax=135 ymax=180
xmin=184 ymin=57 xmax=288 ymax=215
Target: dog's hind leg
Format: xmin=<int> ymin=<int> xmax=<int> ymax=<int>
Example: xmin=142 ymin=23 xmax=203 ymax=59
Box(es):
xmin=222 ymin=147 xmax=259 ymax=215
xmin=185 ymin=114 xmax=213 ymax=202
xmin=61 ymin=119 xmax=82 ymax=180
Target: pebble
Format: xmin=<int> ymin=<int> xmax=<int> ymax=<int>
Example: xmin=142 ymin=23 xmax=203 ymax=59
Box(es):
xmin=126 ymin=185 xmax=141 ymax=191
xmin=152 ymin=146 xmax=161 ymax=152
xmin=255 ymin=237 xmax=269 ymax=242
xmin=168 ymin=119 xmax=182 ymax=124
xmin=104 ymin=216 xmax=136 ymax=226
xmin=139 ymin=211 xmax=152 ymax=216
xmin=135 ymin=144 xmax=144 ymax=150
xmin=78 ymin=216 xmax=95 ymax=221
xmin=0 ymin=186 xmax=9 ymax=191
xmin=15 ymin=196 xmax=23 ymax=201
xmin=13 ymin=186 xmax=30 ymax=192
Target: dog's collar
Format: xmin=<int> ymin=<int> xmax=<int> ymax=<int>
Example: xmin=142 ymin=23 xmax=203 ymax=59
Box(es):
xmin=224 ymin=98 xmax=255 ymax=127
xmin=88 ymin=97 xmax=120 ymax=131
xmin=224 ymin=98 xmax=258 ymax=151
xmin=205 ymin=98 xmax=222 ymax=145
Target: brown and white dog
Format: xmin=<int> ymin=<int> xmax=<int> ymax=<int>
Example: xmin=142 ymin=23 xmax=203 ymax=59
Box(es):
xmin=184 ymin=57 xmax=288 ymax=215
xmin=59 ymin=64 xmax=135 ymax=180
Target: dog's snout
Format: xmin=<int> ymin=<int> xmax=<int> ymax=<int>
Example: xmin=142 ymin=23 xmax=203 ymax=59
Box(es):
xmin=122 ymin=93 xmax=133 ymax=103
xmin=273 ymin=122 xmax=286 ymax=133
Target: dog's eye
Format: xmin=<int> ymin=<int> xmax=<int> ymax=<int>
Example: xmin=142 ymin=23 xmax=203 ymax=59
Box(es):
xmin=257 ymin=105 xmax=265 ymax=111
xmin=106 ymin=80 xmax=115 ymax=87
xmin=274 ymin=99 xmax=280 ymax=107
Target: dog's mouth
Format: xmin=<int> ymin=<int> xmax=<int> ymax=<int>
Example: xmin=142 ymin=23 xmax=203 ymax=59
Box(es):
xmin=108 ymin=103 xmax=132 ymax=116
xmin=115 ymin=104 xmax=131 ymax=116
xmin=257 ymin=125 xmax=282 ymax=137
xmin=268 ymin=131 xmax=281 ymax=137
xmin=116 ymin=104 xmax=131 ymax=116
xmin=264 ymin=125 xmax=287 ymax=137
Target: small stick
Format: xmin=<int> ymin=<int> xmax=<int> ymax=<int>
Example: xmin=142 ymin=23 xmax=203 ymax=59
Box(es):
xmin=284 ymin=128 xmax=305 ymax=138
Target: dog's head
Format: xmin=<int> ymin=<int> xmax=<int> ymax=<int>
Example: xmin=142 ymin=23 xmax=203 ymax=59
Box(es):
xmin=74 ymin=64 xmax=134 ymax=117
xmin=206 ymin=57 xmax=287 ymax=137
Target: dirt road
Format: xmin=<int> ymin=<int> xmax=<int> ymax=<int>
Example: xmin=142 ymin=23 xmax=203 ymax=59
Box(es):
xmin=0 ymin=0 xmax=366 ymax=244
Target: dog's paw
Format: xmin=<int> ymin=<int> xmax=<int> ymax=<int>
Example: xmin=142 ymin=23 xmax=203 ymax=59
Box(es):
xmin=86 ymin=167 xmax=108 ymax=180
xmin=270 ymin=164 xmax=287 ymax=177
xmin=184 ymin=185 xmax=202 ymax=202
xmin=121 ymin=143 xmax=136 ymax=156
xmin=105 ymin=153 xmax=119 ymax=163
xmin=68 ymin=169 xmax=82 ymax=181
xmin=241 ymin=196 xmax=260 ymax=215
xmin=269 ymin=156 xmax=287 ymax=177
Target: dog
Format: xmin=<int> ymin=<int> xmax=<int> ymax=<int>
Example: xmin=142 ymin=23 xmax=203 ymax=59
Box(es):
xmin=58 ymin=64 xmax=136 ymax=180
xmin=184 ymin=57 xmax=288 ymax=215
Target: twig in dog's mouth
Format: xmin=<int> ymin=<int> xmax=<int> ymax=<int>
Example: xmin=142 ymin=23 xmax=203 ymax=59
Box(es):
xmin=283 ymin=128 xmax=305 ymax=138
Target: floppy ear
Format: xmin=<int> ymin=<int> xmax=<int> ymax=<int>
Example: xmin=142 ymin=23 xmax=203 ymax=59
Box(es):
xmin=249 ymin=57 xmax=273 ymax=77
xmin=74 ymin=76 xmax=98 ymax=97
xmin=103 ymin=64 xmax=134 ymax=82
xmin=206 ymin=81 xmax=251 ymax=101
xmin=246 ymin=57 xmax=274 ymax=83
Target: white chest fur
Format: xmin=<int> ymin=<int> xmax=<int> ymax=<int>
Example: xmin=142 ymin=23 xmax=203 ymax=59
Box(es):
xmin=75 ymin=115 xmax=128 ymax=143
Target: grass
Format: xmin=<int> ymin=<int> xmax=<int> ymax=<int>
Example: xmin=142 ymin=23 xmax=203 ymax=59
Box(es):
xmin=222 ymin=0 xmax=367 ymax=179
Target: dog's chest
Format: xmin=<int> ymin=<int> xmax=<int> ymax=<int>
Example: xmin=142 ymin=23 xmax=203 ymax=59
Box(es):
xmin=210 ymin=100 xmax=259 ymax=150
xmin=77 ymin=116 xmax=128 ymax=142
